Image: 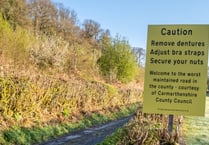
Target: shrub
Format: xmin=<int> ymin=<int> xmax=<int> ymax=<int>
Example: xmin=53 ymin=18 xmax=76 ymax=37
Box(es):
xmin=98 ymin=36 xmax=138 ymax=83
xmin=29 ymin=35 xmax=69 ymax=70
xmin=0 ymin=15 xmax=31 ymax=63
xmin=0 ymin=15 xmax=12 ymax=56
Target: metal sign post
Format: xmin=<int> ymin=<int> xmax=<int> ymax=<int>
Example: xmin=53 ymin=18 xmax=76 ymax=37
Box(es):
xmin=168 ymin=114 xmax=174 ymax=135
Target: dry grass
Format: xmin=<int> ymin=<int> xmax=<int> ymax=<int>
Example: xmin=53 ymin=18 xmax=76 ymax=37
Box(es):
xmin=0 ymin=67 xmax=142 ymax=130
xmin=118 ymin=107 xmax=182 ymax=144
xmin=100 ymin=106 xmax=184 ymax=145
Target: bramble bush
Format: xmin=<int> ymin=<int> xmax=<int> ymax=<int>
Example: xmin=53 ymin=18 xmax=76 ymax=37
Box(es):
xmin=0 ymin=75 xmax=141 ymax=129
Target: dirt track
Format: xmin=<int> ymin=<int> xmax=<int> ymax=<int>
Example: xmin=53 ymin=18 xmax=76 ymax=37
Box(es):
xmin=39 ymin=115 xmax=133 ymax=145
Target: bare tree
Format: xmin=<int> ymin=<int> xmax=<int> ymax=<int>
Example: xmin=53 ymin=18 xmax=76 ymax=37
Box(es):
xmin=132 ymin=47 xmax=145 ymax=67
xmin=0 ymin=0 xmax=30 ymax=30
xmin=55 ymin=3 xmax=79 ymax=41
xmin=82 ymin=19 xmax=101 ymax=40
xmin=28 ymin=0 xmax=57 ymax=35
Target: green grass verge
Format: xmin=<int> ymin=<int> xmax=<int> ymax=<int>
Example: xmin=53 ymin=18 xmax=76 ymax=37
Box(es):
xmin=183 ymin=97 xmax=209 ymax=145
xmin=0 ymin=103 xmax=139 ymax=145
xmin=97 ymin=127 xmax=124 ymax=145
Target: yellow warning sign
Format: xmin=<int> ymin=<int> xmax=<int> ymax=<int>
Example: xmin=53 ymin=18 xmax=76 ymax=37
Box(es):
xmin=143 ymin=25 xmax=209 ymax=116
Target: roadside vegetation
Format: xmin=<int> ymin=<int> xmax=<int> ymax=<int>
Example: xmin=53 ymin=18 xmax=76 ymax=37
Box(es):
xmin=99 ymin=105 xmax=182 ymax=145
xmin=100 ymin=98 xmax=209 ymax=145
xmin=0 ymin=103 xmax=139 ymax=144
xmin=0 ymin=0 xmax=144 ymax=144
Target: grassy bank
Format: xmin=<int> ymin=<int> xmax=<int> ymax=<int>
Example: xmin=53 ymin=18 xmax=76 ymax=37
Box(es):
xmin=183 ymin=97 xmax=209 ymax=145
xmin=0 ymin=74 xmax=141 ymax=127
xmin=0 ymin=70 xmax=142 ymax=144
xmin=0 ymin=103 xmax=139 ymax=144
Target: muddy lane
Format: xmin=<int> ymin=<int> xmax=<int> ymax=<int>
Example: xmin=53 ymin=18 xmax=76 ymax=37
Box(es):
xmin=39 ymin=115 xmax=133 ymax=145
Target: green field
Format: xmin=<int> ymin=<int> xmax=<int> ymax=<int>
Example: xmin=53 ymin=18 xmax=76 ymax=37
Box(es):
xmin=183 ymin=97 xmax=209 ymax=145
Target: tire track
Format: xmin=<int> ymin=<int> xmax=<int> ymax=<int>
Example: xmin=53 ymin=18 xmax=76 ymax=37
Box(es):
xmin=39 ymin=115 xmax=133 ymax=145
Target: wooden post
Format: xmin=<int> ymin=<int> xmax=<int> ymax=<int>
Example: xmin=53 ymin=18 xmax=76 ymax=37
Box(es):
xmin=168 ymin=114 xmax=174 ymax=135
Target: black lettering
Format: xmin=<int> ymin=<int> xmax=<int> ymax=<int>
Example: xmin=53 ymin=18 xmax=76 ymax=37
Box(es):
xmin=161 ymin=28 xmax=192 ymax=36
